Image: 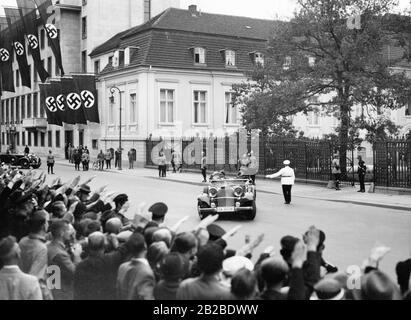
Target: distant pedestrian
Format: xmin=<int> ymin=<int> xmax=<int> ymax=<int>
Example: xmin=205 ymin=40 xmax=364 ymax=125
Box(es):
xmin=332 ymin=154 xmax=341 ymax=191
xmin=266 ymin=160 xmax=295 ymax=205
xmin=358 ymin=157 xmax=367 ymax=193
xmin=84 ymin=146 xmax=90 ymax=155
xmin=115 ymin=149 xmax=121 ymax=169
xmin=200 ymin=152 xmax=207 ymax=183
xmin=171 ymin=149 xmax=176 ymax=173
xmin=68 ymin=144 xmax=74 ymax=163
xmin=73 ymin=149 xmax=81 ymax=171
xmin=82 ymin=152 xmax=90 ymax=171
xmin=105 ymin=150 xmax=112 ymax=169
xmin=98 ymin=150 xmax=105 ymax=171
xmin=128 ymin=149 xmax=135 ymax=170
xmin=158 ymin=152 xmax=167 ymax=178
xmin=24 ymin=145 xmax=30 ymax=156
xmin=46 ymin=150 xmax=55 ymax=175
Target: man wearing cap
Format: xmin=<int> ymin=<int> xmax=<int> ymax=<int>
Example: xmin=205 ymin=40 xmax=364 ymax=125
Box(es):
xmin=0 ymin=236 xmax=43 ymax=300
xmin=265 ymin=160 xmax=295 ymax=204
xmin=145 ymin=202 xmax=168 ymax=229
xmin=101 ymin=194 xmax=131 ymax=228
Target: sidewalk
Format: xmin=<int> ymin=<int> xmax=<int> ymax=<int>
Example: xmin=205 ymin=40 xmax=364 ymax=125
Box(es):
xmin=55 ymin=160 xmax=411 ymax=212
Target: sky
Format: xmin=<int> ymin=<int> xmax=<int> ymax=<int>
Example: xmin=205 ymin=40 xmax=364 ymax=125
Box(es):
xmin=0 ymin=0 xmax=410 ymax=19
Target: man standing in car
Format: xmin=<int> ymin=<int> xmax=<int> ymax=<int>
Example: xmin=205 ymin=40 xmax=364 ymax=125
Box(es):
xmin=265 ymin=160 xmax=295 ymax=205
xmin=24 ymin=145 xmax=30 ymax=156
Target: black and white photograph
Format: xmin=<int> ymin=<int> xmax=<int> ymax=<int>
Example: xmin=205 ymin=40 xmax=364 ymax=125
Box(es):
xmin=0 ymin=0 xmax=410 ymax=307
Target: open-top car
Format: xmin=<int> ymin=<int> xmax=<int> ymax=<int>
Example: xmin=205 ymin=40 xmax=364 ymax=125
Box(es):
xmin=0 ymin=153 xmax=41 ymax=169
xmin=197 ymin=172 xmax=257 ymax=221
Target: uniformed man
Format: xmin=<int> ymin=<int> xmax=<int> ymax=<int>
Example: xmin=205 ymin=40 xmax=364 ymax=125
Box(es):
xmin=200 ymin=152 xmax=207 ymax=183
xmin=101 ymin=194 xmax=130 ymax=228
xmin=357 ymin=157 xmax=367 ymax=193
xmin=265 ymin=160 xmax=295 ymax=205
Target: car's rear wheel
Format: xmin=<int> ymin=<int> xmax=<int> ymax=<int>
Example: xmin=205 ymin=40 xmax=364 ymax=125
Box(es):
xmin=19 ymin=158 xmax=30 ymax=169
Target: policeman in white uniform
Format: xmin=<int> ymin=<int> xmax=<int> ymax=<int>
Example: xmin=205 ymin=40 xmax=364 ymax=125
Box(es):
xmin=265 ymin=160 xmax=295 ymax=204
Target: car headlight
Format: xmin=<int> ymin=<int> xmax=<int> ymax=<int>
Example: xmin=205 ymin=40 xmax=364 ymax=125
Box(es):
xmin=209 ymin=187 xmax=219 ymax=198
xmin=233 ymin=186 xmax=243 ymax=197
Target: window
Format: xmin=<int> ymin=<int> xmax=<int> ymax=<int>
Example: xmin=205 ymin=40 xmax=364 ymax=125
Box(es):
xmin=28 ymin=132 xmax=32 ymax=146
xmin=194 ymin=48 xmax=206 ymax=64
xmin=10 ymin=98 xmax=14 ymax=123
xmin=193 ymin=91 xmax=207 ymax=124
xmin=308 ymin=111 xmax=320 ymax=126
xmin=27 ymin=94 xmax=32 ymax=118
xmin=1 ymin=101 xmax=4 ymax=124
xmin=21 ymin=96 xmax=25 ymax=119
xmin=55 ymin=59 xmax=60 ymax=76
xmin=48 ymin=131 xmax=52 ymax=147
xmin=225 ymin=50 xmax=236 ymax=66
xmin=109 ymin=98 xmax=115 ymax=125
xmin=55 ymin=130 xmax=60 ymax=148
xmin=308 ymin=56 xmax=316 ymax=67
xmin=144 ymin=0 xmax=151 ymax=22
xmin=94 ymin=60 xmax=100 ymax=74
xmin=159 ymin=89 xmax=174 ymax=123
xmin=82 ymin=17 xmax=87 ymax=39
xmin=130 ymin=93 xmax=137 ymax=124
xmin=92 ymin=139 xmax=98 ymax=150
xmin=33 ymin=93 xmax=38 ymax=118
xmin=283 ymin=56 xmax=292 ymax=70
xmin=5 ymin=99 xmax=9 ymax=123
xmin=108 ymin=56 xmax=113 ymax=65
xmin=40 ymin=132 xmax=45 ymax=147
xmin=16 ymin=97 xmax=20 ymax=123
xmin=1 ymin=133 xmax=4 ymax=145
xmin=254 ymin=52 xmax=264 ymax=67
xmin=81 ymin=51 xmax=87 ymax=73
xmin=16 ymin=132 xmax=20 ymax=146
xmin=40 ymin=29 xmax=45 ymax=49
xmin=225 ymin=92 xmax=237 ymax=124
xmin=16 ymin=70 xmax=20 ymax=87
xmin=47 ymin=57 xmax=52 ymax=76
xmin=33 ymin=132 xmax=38 ymax=147
xmin=22 ymin=132 xmax=25 ymax=146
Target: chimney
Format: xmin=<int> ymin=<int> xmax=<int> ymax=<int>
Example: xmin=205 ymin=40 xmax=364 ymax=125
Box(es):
xmin=188 ymin=5 xmax=198 ymax=16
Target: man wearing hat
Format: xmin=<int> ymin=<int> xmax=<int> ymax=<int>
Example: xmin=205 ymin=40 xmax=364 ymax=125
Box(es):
xmin=265 ymin=160 xmax=295 ymax=204
xmin=101 ymin=194 xmax=130 ymax=228
xmin=145 ymin=202 xmax=168 ymax=229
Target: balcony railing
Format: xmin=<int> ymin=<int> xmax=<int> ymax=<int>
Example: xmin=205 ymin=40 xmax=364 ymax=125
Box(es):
xmin=22 ymin=118 xmax=48 ymax=129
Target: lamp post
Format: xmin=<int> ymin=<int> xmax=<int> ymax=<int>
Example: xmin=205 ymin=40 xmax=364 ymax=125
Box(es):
xmin=110 ymin=86 xmax=123 ymax=170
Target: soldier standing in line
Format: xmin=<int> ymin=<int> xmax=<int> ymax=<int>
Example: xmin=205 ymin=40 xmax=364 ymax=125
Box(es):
xmin=265 ymin=160 xmax=295 ymax=205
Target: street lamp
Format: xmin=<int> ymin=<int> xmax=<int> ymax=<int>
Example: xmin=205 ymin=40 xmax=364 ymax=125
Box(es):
xmin=110 ymin=86 xmax=123 ymax=170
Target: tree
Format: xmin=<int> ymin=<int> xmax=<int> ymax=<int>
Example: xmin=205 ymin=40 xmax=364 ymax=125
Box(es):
xmin=236 ymin=0 xmax=411 ymax=175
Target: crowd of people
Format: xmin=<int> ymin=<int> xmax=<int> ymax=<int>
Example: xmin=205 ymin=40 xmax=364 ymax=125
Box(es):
xmin=0 ymin=164 xmax=410 ymax=300
xmin=66 ymin=144 xmax=90 ymax=172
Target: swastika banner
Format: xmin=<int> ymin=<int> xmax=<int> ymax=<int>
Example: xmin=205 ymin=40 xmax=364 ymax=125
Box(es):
xmin=73 ymin=75 xmax=100 ymax=124
xmin=39 ymin=82 xmax=63 ymax=126
xmin=17 ymin=0 xmax=50 ymax=83
xmin=0 ymin=17 xmax=15 ymax=93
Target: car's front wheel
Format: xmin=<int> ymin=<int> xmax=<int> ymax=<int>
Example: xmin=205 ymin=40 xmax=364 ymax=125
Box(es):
xmin=246 ymin=202 xmax=257 ymax=221
xmin=19 ymin=158 xmax=30 ymax=169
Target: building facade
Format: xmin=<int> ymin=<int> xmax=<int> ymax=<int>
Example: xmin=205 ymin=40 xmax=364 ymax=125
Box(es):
xmin=91 ymin=5 xmax=274 ymax=166
xmin=0 ymin=0 xmax=180 ymax=158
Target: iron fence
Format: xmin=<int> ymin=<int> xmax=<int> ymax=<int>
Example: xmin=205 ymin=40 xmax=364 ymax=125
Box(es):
xmin=374 ymin=140 xmax=411 ymax=189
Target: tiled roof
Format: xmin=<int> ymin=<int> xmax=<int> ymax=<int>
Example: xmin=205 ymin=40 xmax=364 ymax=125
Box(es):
xmin=90 ymin=7 xmax=276 ymax=57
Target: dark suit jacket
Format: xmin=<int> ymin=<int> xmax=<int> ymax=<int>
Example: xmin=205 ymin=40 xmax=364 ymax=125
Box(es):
xmin=154 ymin=280 xmax=181 ymax=300
xmin=73 ymin=245 xmax=129 ymax=300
